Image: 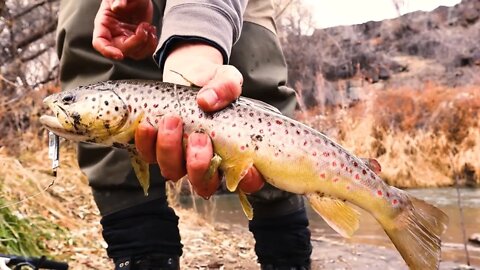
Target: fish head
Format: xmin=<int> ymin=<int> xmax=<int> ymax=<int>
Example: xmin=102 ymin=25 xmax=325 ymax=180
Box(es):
xmin=40 ymin=86 xmax=129 ymax=143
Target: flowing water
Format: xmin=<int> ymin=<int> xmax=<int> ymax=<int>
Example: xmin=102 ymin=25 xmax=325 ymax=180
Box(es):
xmin=180 ymin=187 xmax=480 ymax=267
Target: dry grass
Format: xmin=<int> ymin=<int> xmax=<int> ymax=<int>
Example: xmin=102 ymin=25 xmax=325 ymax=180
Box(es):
xmin=296 ymin=83 xmax=480 ymax=187
xmin=0 ymin=130 xmax=257 ymax=269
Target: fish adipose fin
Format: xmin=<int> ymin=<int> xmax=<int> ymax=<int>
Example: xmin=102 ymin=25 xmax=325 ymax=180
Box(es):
xmin=307 ymin=193 xmax=360 ymax=238
xmin=379 ymin=196 xmax=448 ymax=270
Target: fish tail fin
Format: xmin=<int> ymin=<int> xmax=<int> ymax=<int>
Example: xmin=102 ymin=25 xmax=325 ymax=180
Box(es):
xmin=379 ymin=197 xmax=448 ymax=270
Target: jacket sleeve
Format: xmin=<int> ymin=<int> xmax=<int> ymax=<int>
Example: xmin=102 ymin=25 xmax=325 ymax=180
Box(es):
xmin=153 ymin=0 xmax=247 ymax=69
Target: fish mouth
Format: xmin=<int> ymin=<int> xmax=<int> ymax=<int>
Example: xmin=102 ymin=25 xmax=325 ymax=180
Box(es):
xmin=40 ymin=96 xmax=90 ymax=141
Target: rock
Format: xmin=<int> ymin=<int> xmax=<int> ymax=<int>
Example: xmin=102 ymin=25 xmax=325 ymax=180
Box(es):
xmin=468 ymin=233 xmax=480 ymax=245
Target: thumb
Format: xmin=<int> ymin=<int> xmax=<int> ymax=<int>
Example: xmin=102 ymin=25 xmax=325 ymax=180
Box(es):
xmin=111 ymin=0 xmax=128 ymax=11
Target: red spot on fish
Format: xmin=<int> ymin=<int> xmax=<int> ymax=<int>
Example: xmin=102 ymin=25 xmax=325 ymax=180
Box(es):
xmin=276 ymin=120 xmax=283 ymax=125
xmin=355 ymin=174 xmax=360 ymax=180
xmin=312 ymin=151 xmax=317 ymax=156
xmin=144 ymin=103 xmax=148 ymax=108
xmin=346 ymin=185 xmax=351 ymax=190
xmin=155 ymin=119 xmax=159 ymax=124
xmin=285 ymin=130 xmax=288 ymax=134
xmin=153 ymin=104 xmax=159 ymax=108
xmin=240 ymin=146 xmax=245 ymax=151
xmin=377 ymin=190 xmax=383 ymax=196
xmin=333 ymin=178 xmax=339 ymax=182
xmin=323 ymin=152 xmax=329 ymax=157
xmin=353 ymin=161 xmax=358 ymax=167
xmin=386 ymin=192 xmax=390 ymax=197
xmin=331 ymin=151 xmax=336 ymax=157
xmin=210 ymin=131 xmax=215 ymax=138
xmin=340 ymin=163 xmax=345 ymax=168
xmin=320 ymin=173 xmax=326 ymax=178
xmin=267 ymin=122 xmax=271 ymax=126
xmin=304 ymin=141 xmax=307 ymax=146
xmin=332 ymin=161 xmax=337 ymax=167
xmin=362 ymin=169 xmax=367 ymax=175
xmin=392 ymin=199 xmax=398 ymax=205
xmin=128 ymin=105 xmax=132 ymax=112
xmin=315 ymin=139 xmax=321 ymax=143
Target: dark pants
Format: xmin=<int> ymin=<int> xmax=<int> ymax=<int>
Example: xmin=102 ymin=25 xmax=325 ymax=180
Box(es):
xmin=56 ymin=0 xmax=311 ymax=266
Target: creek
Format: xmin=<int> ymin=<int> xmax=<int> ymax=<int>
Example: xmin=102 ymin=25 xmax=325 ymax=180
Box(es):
xmin=180 ymin=187 xmax=480 ymax=266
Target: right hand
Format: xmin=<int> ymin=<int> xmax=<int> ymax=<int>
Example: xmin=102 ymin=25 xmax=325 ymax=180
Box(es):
xmin=135 ymin=43 xmax=265 ymax=198
xmin=92 ymin=0 xmax=158 ymax=60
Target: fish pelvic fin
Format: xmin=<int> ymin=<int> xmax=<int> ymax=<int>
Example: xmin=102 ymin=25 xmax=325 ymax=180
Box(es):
xmin=238 ymin=190 xmax=253 ymax=220
xmin=306 ymin=193 xmax=360 ymax=238
xmin=379 ymin=196 xmax=448 ymax=270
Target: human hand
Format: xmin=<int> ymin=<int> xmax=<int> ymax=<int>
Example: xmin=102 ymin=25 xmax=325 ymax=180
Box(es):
xmin=92 ymin=0 xmax=157 ymax=60
xmin=135 ymin=43 xmax=265 ymax=198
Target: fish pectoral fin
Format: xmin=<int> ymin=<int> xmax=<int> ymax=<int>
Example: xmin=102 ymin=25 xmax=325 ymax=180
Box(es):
xmin=307 ymin=193 xmax=360 ymax=238
xmin=360 ymin=158 xmax=382 ymax=174
xmin=238 ymin=190 xmax=254 ymax=220
xmin=113 ymin=111 xmax=145 ymax=144
xmin=127 ymin=147 xmax=150 ymax=196
xmin=204 ymin=153 xmax=222 ymax=181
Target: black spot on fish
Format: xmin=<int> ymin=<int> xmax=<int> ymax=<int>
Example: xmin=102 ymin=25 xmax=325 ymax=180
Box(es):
xmin=115 ymin=106 xmax=119 ymax=111
xmin=105 ymin=101 xmax=109 ymax=106
xmin=71 ymin=112 xmax=82 ymax=128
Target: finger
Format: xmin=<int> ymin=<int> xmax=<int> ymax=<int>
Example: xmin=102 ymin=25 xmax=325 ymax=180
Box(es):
xmin=238 ymin=167 xmax=265 ymax=194
xmin=124 ymin=24 xmax=158 ymax=60
xmin=121 ymin=23 xmax=148 ymax=56
xmin=197 ymin=65 xmax=243 ymax=112
xmin=186 ymin=132 xmax=220 ymax=198
xmin=92 ymin=37 xmax=124 ymax=60
xmin=156 ymin=115 xmax=186 ymax=181
xmin=135 ymin=122 xmax=157 ymax=163
xmin=110 ymin=0 xmax=128 ymax=12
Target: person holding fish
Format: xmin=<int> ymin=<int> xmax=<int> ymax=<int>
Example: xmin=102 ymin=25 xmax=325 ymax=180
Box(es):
xmin=56 ymin=0 xmax=312 ymax=269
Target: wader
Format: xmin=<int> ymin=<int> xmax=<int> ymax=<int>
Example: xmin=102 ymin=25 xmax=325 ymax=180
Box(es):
xmin=57 ymin=0 xmax=311 ymax=267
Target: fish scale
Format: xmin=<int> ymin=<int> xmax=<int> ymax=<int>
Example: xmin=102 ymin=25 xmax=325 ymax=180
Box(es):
xmin=40 ymin=80 xmax=448 ymax=270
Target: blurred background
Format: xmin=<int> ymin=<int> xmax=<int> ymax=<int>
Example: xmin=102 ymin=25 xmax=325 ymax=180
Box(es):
xmin=0 ymin=0 xmax=479 ymax=269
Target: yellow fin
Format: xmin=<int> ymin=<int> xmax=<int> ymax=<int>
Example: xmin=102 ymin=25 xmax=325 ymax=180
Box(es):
xmin=378 ymin=196 xmax=448 ymax=270
xmin=128 ymin=148 xmax=150 ymax=196
xmin=113 ymin=111 xmax=145 ymax=144
xmin=238 ymin=190 xmax=253 ymax=220
xmin=307 ymin=193 xmax=360 ymax=238
xmin=223 ymin=161 xmax=253 ymax=192
xmin=204 ymin=153 xmax=222 ymax=181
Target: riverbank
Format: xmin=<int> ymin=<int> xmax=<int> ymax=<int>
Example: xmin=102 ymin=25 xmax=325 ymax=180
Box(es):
xmin=1 ymin=144 xmax=479 ymax=269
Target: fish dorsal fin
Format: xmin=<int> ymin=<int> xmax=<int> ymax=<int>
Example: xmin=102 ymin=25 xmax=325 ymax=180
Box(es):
xmin=237 ymin=97 xmax=282 ymax=115
xmin=238 ymin=190 xmax=254 ymax=220
xmin=306 ymin=193 xmax=360 ymax=238
xmin=360 ymin=158 xmax=382 ymax=174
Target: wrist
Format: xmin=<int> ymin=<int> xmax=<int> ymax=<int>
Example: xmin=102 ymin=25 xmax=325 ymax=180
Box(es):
xmin=163 ymin=42 xmax=223 ymax=85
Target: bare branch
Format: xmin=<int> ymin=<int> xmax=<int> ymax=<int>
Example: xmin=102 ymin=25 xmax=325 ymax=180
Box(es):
xmin=16 ymin=20 xmax=56 ymax=49
xmin=12 ymin=0 xmax=58 ymax=19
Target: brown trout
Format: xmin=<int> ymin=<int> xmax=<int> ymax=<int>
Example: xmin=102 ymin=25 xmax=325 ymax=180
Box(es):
xmin=40 ymin=80 xmax=448 ymax=270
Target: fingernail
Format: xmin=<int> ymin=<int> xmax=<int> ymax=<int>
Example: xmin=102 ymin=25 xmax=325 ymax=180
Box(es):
xmin=163 ymin=116 xmax=180 ymax=130
xmin=190 ymin=133 xmax=207 ymax=147
xmin=198 ymin=89 xmax=218 ymax=107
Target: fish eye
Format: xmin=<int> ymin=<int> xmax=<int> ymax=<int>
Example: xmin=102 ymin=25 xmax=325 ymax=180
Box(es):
xmin=62 ymin=94 xmax=75 ymax=104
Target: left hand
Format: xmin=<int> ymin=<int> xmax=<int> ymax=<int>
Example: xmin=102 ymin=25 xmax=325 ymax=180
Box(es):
xmin=92 ymin=0 xmax=157 ymax=60
xmin=134 ymin=42 xmax=265 ymax=198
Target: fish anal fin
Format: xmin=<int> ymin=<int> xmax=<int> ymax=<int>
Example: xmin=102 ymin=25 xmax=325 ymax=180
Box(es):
xmin=360 ymin=158 xmax=382 ymax=174
xmin=238 ymin=190 xmax=253 ymax=220
xmin=307 ymin=193 xmax=360 ymax=238
xmin=128 ymin=148 xmax=150 ymax=196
